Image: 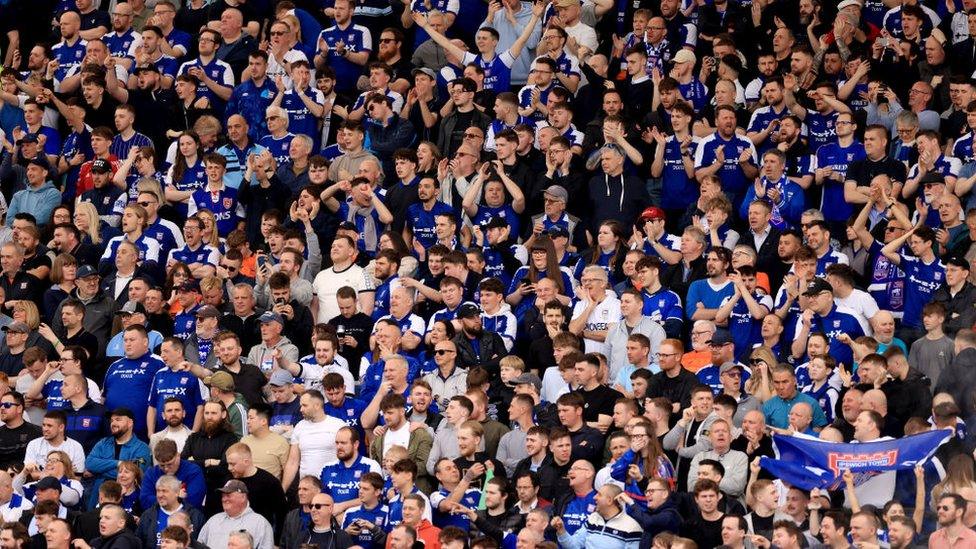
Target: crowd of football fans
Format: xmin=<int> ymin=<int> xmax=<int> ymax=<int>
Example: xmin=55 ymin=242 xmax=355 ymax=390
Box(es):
xmin=3 ymin=0 xmax=976 ymax=547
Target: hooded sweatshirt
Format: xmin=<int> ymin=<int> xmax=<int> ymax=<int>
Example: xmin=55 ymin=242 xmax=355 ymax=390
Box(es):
xmin=8 ymin=180 xmax=61 ymax=226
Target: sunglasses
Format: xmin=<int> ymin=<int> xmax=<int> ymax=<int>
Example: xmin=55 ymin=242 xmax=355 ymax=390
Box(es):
xmin=434 ymin=349 xmax=455 ymax=355
xmin=309 ymin=503 xmax=330 ymax=510
xmin=270 ymin=30 xmax=286 ymax=36
xmin=221 ymin=264 xmax=238 ymax=272
xmin=0 ymin=403 xmax=18 ymax=409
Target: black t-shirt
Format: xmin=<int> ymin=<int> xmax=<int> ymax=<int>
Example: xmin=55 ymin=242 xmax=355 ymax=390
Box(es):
xmin=328 ymin=312 xmax=374 ymax=377
xmin=680 ymin=513 xmax=725 ymax=549
xmin=0 ymin=421 xmax=43 ymax=469
xmin=748 ymin=511 xmax=775 ymax=540
xmin=846 ymin=155 xmax=909 ymax=187
xmin=578 ymin=384 xmax=624 ymax=423
xmin=77 ymin=8 xmax=110 ymax=31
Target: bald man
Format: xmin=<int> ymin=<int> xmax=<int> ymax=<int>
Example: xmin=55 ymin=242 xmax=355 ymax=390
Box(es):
xmin=0 ymin=471 xmax=32 ymax=521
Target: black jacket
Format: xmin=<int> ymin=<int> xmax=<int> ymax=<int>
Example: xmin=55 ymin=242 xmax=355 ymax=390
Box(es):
xmin=513 ymin=453 xmax=568 ymax=502
xmin=90 ymin=529 xmax=143 ymax=549
xmin=452 ymin=331 xmax=507 ymax=375
xmin=585 ymin=172 xmax=650 ymax=237
xmin=180 ymin=429 xmax=240 ymax=515
xmin=932 ymin=282 xmax=976 ymax=337
xmin=136 ymin=504 xmax=205 ymax=549
xmin=740 ymin=226 xmax=783 ymax=279
xmin=935 ymin=347 xmax=976 ymax=418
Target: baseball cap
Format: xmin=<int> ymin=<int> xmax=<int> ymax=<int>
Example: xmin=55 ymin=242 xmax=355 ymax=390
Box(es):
xmin=708 ymin=329 xmax=733 ymax=346
xmin=115 ymin=300 xmax=147 ymax=316
xmin=412 ymin=67 xmax=436 ymax=79
xmin=205 ymin=371 xmax=235 ymax=392
xmin=511 ymin=372 xmax=542 ymax=391
xmin=259 ymin=311 xmax=283 ymax=325
xmin=217 ymin=479 xmax=248 ymax=494
xmin=919 ymin=172 xmax=945 ymax=187
xmin=640 ymin=206 xmax=666 ymax=223
xmin=1 ymin=321 xmax=30 ymax=334
xmin=76 ymin=265 xmax=99 ymax=279
xmin=946 ymin=256 xmax=971 ymax=270
xmin=36 ymin=477 xmax=62 ymax=492
xmin=91 ymin=159 xmax=111 ymax=174
xmin=110 ymin=407 xmax=135 ymax=420
xmin=803 ymin=278 xmax=834 ymax=296
xmin=673 ymin=49 xmax=696 ymax=65
xmin=195 ymin=305 xmax=220 ymax=319
xmin=17 ymin=133 xmax=38 ymax=145
xmin=178 ymin=279 xmax=200 ymax=293
xmin=719 ymin=361 xmax=743 ymax=374
xmin=837 ymin=0 xmax=863 ymax=9
xmin=546 ymin=226 xmax=569 ymax=239
xmin=457 ymin=303 xmax=482 ymax=319
xmin=485 ymin=216 xmax=508 ymax=230
xmin=543 ymin=185 xmax=568 ymax=203
xmin=268 ymin=369 xmax=294 ymax=387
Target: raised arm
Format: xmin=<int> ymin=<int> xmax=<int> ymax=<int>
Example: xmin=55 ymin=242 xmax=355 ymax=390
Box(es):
xmin=413 ymin=12 xmax=467 ymax=61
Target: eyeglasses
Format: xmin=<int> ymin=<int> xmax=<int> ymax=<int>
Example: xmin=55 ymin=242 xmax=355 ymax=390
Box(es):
xmin=723 ymin=371 xmax=742 ymax=377
xmin=896 ymin=128 xmax=915 ymax=134
xmin=309 ymin=503 xmax=330 ymax=510
xmin=270 ymin=30 xmax=286 ymax=36
xmin=434 ymin=349 xmax=455 ymax=355
xmin=379 ymin=38 xmax=397 ymax=43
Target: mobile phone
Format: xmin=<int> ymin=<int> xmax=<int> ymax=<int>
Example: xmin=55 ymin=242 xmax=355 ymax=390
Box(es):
xmin=257 ymin=254 xmax=268 ymax=269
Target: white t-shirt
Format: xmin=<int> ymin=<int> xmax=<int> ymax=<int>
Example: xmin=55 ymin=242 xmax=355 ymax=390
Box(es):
xmin=835 ymin=290 xmax=879 ymax=335
xmin=23 ymin=437 xmax=86 ymax=473
xmin=571 ymin=291 xmax=621 ymax=355
xmin=291 ymin=415 xmax=347 ymax=477
xmin=383 ymin=422 xmax=411 ymax=456
xmin=312 ymin=264 xmax=375 ymax=323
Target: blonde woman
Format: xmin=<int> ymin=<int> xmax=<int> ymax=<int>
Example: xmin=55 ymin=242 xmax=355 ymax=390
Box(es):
xmin=744 ymin=346 xmax=777 ymax=403
xmin=14 ymin=450 xmax=84 ymax=507
xmin=194 ymin=209 xmax=223 ymax=249
xmin=73 ymin=202 xmax=106 ymax=248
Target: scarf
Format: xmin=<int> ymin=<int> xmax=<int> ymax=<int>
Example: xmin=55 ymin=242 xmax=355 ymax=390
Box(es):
xmin=346 ymin=202 xmax=378 ymax=253
xmin=759 ymin=174 xmax=789 ymax=230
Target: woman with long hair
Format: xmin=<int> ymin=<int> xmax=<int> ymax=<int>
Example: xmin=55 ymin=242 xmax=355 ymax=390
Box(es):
xmin=744 ymin=346 xmax=778 ymax=403
xmin=165 ymin=132 xmax=206 ymax=218
xmin=42 ymin=253 xmax=78 ymax=323
xmin=73 ymin=201 xmax=117 ymax=253
xmin=931 ymin=454 xmax=976 ymax=510
xmin=589 ymin=220 xmax=627 ymax=286
xmin=416 ymin=142 xmax=441 ymax=179
xmin=43 ymin=205 xmax=73 ymax=244
xmin=610 ymin=418 xmax=676 ymax=491
xmin=506 ymin=235 xmax=575 ymax=311
xmin=195 ymin=209 xmax=223 ymax=249
xmin=165 ymin=262 xmax=194 ymax=314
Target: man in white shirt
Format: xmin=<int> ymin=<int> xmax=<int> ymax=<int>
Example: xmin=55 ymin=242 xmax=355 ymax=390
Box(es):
xmin=569 ymin=265 xmax=620 ymax=355
xmin=311 ymin=235 xmax=375 ymax=322
xmin=280 ymin=390 xmax=346 ymax=491
xmin=24 ymin=412 xmax=86 ymax=473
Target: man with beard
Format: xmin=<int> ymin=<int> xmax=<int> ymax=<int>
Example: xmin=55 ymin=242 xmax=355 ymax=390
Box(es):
xmin=0 ymin=392 xmax=42 ymax=471
xmin=184 ymin=332 xmax=266 ymax=411
xmin=281 ymin=391 xmax=347 ymax=493
xmin=182 ymin=400 xmax=239 ymax=516
xmin=149 ymin=339 xmax=206 ymax=438
xmin=84 ymin=408 xmax=152 ymax=509
xmin=225 ymin=443 xmax=285 ymax=533
xmin=149 ymin=398 xmax=194 ymax=453
xmin=452 ymin=304 xmax=506 ymax=373
xmin=71 ymin=505 xmax=141 ymax=549
xmin=320 ymin=427 xmax=381 ymax=517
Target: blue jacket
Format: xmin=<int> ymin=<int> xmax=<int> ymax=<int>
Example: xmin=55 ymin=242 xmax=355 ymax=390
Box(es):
xmin=85 ymin=436 xmax=152 ymax=508
xmin=626 ymin=497 xmax=681 ymax=548
xmin=140 ymin=460 xmax=206 ymax=511
xmin=8 ymin=181 xmax=61 ymax=226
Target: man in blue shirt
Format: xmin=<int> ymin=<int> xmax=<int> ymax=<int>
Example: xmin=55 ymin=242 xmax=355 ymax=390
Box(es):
xmin=104 ymin=325 xmax=167 ymax=439
xmin=225 ymin=52 xmax=277 ymax=141
xmin=784 ymin=79 xmax=852 ymax=153
xmin=685 ymin=247 xmax=735 ymax=322
xmin=320 ymin=426 xmax=381 ymax=517
xmin=790 ymin=278 xmax=868 ymax=370
xmin=694 ymin=106 xmax=759 ymax=200
xmin=314 ymin=0 xmax=372 ymax=96
xmin=762 ymin=364 xmax=828 ymax=430
xmin=881 ymin=223 xmax=946 ymax=343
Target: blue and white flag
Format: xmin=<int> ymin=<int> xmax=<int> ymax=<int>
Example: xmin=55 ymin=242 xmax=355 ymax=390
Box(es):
xmin=759 ymin=430 xmax=951 ymax=491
